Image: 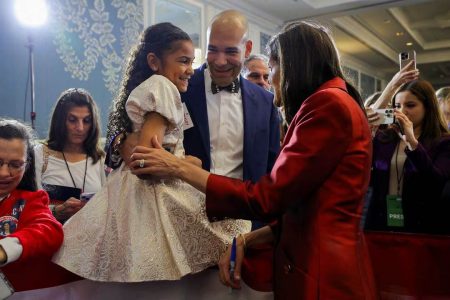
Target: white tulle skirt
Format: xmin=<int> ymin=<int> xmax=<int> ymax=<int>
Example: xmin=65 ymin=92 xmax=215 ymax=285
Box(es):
xmin=52 ymin=165 xmax=250 ymax=282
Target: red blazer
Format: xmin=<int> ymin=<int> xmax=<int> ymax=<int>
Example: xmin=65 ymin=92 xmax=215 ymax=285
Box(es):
xmin=206 ymin=77 xmax=377 ymax=299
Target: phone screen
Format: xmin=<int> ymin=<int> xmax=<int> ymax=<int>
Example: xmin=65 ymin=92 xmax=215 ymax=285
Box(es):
xmin=399 ymin=51 xmax=416 ymax=71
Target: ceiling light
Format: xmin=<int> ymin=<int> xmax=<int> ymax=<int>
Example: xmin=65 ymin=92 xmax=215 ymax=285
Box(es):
xmin=384 ymin=19 xmax=391 ymax=24
xmin=396 ymin=32 xmax=404 ymax=36
xmin=406 ymin=42 xmax=413 ymax=46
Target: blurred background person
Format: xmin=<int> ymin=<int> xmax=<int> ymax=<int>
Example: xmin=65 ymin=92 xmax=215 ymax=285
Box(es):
xmin=436 ymin=86 xmax=450 ymax=103
xmin=365 ymin=79 xmax=450 ymax=234
xmin=34 ymin=88 xmax=106 ymax=223
xmin=436 ymin=86 xmax=450 ymax=129
xmin=0 ymin=118 xmax=63 ymax=292
xmin=241 ymin=54 xmax=271 ymax=91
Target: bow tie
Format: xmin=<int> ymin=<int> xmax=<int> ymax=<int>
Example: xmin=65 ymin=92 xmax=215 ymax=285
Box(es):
xmin=211 ymin=79 xmax=240 ymax=94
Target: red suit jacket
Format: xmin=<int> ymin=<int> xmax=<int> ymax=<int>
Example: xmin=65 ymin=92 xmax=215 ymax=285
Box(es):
xmin=206 ymin=77 xmax=377 ymax=299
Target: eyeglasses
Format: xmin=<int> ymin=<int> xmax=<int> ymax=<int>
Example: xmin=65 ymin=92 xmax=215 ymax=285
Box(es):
xmin=0 ymin=159 xmax=27 ymax=175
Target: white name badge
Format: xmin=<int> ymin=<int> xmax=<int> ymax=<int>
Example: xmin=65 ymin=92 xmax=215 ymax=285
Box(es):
xmin=183 ymin=103 xmax=194 ymax=130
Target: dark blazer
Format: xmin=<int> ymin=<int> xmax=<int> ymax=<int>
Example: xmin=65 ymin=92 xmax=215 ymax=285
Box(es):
xmin=181 ymin=64 xmax=280 ymax=183
xmin=205 ymin=77 xmax=376 ymax=299
xmin=365 ymin=133 xmax=450 ymax=234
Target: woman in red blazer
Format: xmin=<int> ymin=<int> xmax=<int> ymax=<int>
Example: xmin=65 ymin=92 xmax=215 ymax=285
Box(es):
xmin=130 ymin=21 xmax=376 ymax=300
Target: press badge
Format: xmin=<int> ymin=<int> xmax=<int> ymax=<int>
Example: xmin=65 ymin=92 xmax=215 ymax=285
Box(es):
xmin=182 ymin=103 xmax=194 ymax=130
xmin=386 ymin=195 xmax=404 ymax=227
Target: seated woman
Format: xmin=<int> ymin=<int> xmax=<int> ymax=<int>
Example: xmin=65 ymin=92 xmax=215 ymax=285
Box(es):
xmin=34 ymin=88 xmax=106 ymax=223
xmin=0 ymin=118 xmax=63 ymax=292
xmin=365 ymin=79 xmax=450 ymax=234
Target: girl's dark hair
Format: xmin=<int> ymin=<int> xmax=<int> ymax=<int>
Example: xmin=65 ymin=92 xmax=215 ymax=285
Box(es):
xmin=394 ymin=79 xmax=449 ymax=146
xmin=106 ymin=22 xmax=191 ymax=143
xmin=47 ymin=88 xmax=104 ymax=163
xmin=0 ymin=118 xmax=37 ymax=191
xmin=267 ymin=21 xmax=364 ymax=124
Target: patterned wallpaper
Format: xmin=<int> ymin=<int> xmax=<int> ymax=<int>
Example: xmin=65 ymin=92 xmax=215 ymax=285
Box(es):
xmin=0 ymin=0 xmax=144 ymax=138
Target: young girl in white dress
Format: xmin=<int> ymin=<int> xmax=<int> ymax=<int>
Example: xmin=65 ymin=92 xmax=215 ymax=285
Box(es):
xmin=52 ymin=22 xmax=250 ymax=282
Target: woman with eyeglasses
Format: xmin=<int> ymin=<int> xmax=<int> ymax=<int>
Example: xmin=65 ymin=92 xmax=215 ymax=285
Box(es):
xmin=34 ymin=88 xmax=106 ymax=223
xmin=0 ymin=118 xmax=63 ymax=291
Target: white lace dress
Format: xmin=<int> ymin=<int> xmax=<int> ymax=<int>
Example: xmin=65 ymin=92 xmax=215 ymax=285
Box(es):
xmin=52 ymin=75 xmax=251 ymax=282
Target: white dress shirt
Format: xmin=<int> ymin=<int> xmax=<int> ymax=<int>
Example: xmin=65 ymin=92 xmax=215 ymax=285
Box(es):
xmin=204 ymin=69 xmax=244 ymax=180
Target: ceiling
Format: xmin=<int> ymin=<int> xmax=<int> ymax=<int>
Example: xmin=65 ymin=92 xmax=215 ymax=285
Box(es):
xmin=227 ymin=0 xmax=450 ymax=88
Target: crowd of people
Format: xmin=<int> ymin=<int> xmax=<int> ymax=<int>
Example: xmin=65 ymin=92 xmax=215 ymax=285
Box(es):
xmin=0 ymin=7 xmax=449 ymax=300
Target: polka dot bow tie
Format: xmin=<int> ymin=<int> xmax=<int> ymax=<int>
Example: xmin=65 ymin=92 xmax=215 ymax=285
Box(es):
xmin=211 ymin=79 xmax=240 ymax=94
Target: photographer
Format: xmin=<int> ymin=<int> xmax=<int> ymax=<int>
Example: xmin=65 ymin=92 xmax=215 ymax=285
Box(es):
xmin=365 ymin=79 xmax=450 ymax=234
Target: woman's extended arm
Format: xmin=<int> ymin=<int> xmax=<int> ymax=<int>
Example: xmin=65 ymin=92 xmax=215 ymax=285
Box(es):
xmin=371 ymin=60 xmax=419 ymax=109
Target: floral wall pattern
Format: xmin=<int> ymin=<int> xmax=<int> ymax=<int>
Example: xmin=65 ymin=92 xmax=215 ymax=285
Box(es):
xmin=52 ymin=0 xmax=143 ymax=94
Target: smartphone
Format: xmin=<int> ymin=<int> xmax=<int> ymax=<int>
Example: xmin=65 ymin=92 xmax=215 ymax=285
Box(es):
xmin=80 ymin=192 xmax=95 ymax=202
xmin=399 ymin=51 xmax=416 ymax=71
xmin=374 ymin=108 xmax=395 ymax=125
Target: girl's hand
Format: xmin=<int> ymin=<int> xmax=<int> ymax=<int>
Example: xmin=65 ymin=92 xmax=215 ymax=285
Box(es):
xmin=394 ymin=110 xmax=418 ymax=149
xmin=218 ymin=235 xmax=246 ymax=289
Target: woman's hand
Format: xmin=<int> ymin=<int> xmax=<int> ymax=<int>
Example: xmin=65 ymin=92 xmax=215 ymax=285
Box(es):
xmin=218 ymin=226 xmax=275 ymax=289
xmin=371 ymin=60 xmax=419 ymax=110
xmin=388 ymin=60 xmax=419 ymax=91
xmin=130 ymin=136 xmax=184 ymax=179
xmin=0 ymin=246 xmax=7 ymax=264
xmin=184 ymin=155 xmax=202 ymax=167
xmin=218 ymin=234 xmax=246 ymax=289
xmin=54 ymin=198 xmax=85 ymax=221
xmin=365 ymin=107 xmax=380 ymax=137
xmin=394 ymin=110 xmax=418 ymax=150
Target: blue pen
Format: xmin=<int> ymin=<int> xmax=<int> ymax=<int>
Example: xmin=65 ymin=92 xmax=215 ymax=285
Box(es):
xmin=229 ymin=237 xmax=237 ymax=292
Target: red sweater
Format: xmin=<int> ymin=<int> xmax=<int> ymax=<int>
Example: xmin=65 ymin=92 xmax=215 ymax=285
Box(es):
xmin=0 ymin=189 xmax=65 ymax=291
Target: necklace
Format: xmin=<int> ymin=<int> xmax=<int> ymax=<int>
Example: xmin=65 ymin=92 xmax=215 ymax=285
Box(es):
xmin=62 ymin=152 xmax=88 ymax=193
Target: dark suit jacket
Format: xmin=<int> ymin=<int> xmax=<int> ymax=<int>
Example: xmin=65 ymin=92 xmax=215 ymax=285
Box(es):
xmin=181 ymin=64 xmax=280 ymax=183
xmin=365 ymin=133 xmax=450 ymax=234
xmin=205 ymin=77 xmax=376 ymax=299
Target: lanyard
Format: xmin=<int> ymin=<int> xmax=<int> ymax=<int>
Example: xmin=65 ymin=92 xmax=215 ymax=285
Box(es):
xmin=395 ymin=142 xmax=406 ymax=196
xmin=62 ymin=152 xmax=88 ymax=193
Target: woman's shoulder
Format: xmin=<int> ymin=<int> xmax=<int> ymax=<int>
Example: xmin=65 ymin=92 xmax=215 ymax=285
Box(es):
xmin=11 ymin=189 xmax=48 ymax=202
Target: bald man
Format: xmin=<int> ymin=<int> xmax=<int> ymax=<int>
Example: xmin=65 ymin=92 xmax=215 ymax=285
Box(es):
xmin=242 ymin=54 xmax=271 ymax=90
xmin=182 ymin=10 xmax=279 ymax=188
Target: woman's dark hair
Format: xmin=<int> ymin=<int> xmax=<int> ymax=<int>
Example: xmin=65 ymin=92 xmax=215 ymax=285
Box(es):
xmin=106 ymin=22 xmax=191 ymax=143
xmin=394 ymin=79 xmax=449 ymax=146
xmin=0 ymin=118 xmax=37 ymax=191
xmin=47 ymin=88 xmax=104 ymax=163
xmin=267 ymin=21 xmax=364 ymax=124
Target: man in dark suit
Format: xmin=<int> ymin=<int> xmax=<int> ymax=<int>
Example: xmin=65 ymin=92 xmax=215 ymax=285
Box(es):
xmin=182 ymin=10 xmax=279 ymax=188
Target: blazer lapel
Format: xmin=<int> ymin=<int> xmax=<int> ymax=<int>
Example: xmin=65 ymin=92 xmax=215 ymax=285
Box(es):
xmin=241 ymin=77 xmax=258 ymax=176
xmin=183 ymin=64 xmax=211 ymax=159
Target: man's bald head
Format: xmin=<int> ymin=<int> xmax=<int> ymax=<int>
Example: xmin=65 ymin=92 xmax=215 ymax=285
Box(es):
xmin=206 ymin=10 xmax=253 ymax=87
xmin=208 ymin=10 xmax=249 ymax=43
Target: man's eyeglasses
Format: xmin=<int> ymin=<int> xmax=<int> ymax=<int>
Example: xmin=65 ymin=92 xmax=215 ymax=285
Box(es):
xmin=0 ymin=159 xmax=27 ymax=175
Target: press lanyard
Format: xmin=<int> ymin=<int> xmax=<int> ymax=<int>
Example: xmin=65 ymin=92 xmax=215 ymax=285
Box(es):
xmin=62 ymin=152 xmax=88 ymax=193
xmin=395 ymin=142 xmax=406 ymax=196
